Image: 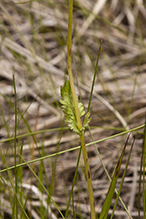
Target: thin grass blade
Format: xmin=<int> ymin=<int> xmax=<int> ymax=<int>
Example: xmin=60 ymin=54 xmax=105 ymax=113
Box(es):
xmin=12 ymin=75 xmax=18 ymax=219
xmin=65 ymin=147 xmax=82 ymax=218
xmin=99 ymin=134 xmax=130 ymax=219
xmin=110 ymin=137 xmax=135 ymax=219
xmin=142 ymin=113 xmax=146 ymax=218
xmin=87 ymin=40 xmax=102 ymax=113
xmin=19 ymin=154 xmax=65 ymax=219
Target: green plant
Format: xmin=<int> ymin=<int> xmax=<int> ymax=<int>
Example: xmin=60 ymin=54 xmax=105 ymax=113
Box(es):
xmin=60 ymin=1 xmax=96 ymax=218
xmin=59 ymin=1 xmax=143 ymax=219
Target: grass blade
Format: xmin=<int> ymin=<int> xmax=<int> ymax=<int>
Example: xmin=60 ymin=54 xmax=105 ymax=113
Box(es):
xmin=142 ymin=113 xmax=146 ymax=218
xmin=110 ymin=137 xmax=135 ymax=219
xmin=99 ymin=134 xmax=130 ymax=219
xmin=19 ymin=154 xmax=65 ymax=219
xmin=0 ymin=125 xmax=144 ymax=175
xmin=87 ymin=40 xmax=102 ymax=113
xmin=12 ymin=75 xmax=18 ymax=219
xmin=65 ymin=147 xmax=82 ymax=218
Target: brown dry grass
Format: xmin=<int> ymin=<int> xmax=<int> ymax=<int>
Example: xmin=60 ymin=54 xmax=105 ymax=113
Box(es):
xmin=0 ymin=0 xmax=146 ymax=218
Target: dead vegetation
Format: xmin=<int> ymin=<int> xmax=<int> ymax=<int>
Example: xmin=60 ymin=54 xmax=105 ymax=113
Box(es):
xmin=0 ymin=0 xmax=146 ymax=218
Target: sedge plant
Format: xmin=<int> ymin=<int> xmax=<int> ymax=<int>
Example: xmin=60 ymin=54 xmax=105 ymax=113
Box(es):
xmin=59 ymin=1 xmax=137 ymax=219
xmin=59 ymin=0 xmax=96 ymax=218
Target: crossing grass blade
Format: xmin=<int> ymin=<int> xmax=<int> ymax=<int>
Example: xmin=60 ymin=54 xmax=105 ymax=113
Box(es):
xmin=99 ymin=134 xmax=130 ymax=219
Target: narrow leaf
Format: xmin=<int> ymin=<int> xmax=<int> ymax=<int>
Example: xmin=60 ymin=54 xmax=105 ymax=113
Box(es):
xmin=142 ymin=114 xmax=146 ymax=218
xmin=99 ymin=134 xmax=130 ymax=219
xmin=110 ymin=137 xmax=135 ymax=219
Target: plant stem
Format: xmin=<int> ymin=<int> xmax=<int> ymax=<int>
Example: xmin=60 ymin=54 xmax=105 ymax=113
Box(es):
xmin=13 ymin=75 xmax=18 ymax=219
xmin=67 ymin=1 xmax=96 ymax=218
xmin=80 ymin=131 xmax=96 ymax=219
xmin=67 ymin=0 xmax=82 ymax=130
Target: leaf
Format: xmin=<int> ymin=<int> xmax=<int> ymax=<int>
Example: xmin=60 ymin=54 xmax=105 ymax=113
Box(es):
xmin=60 ymin=80 xmax=91 ymax=135
xmin=99 ymin=135 xmax=130 ymax=219
xmin=83 ymin=112 xmax=91 ymax=129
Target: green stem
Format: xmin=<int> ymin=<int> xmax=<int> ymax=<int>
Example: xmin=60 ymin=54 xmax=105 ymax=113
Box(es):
xmin=13 ymin=75 xmax=18 ymax=219
xmin=67 ymin=1 xmax=96 ymax=218
xmin=67 ymin=0 xmax=82 ymax=130
xmin=80 ymin=131 xmax=96 ymax=219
